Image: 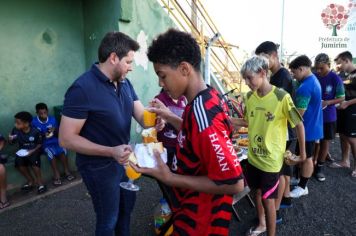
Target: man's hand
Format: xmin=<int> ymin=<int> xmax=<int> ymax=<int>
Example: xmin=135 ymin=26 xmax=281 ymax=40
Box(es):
xmin=111 ymin=144 xmax=132 ymax=165
xmin=130 ymin=149 xmax=173 ymax=184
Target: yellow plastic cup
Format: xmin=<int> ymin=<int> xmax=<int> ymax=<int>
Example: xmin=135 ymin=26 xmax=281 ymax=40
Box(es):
xmin=143 ymin=109 xmax=156 ymax=127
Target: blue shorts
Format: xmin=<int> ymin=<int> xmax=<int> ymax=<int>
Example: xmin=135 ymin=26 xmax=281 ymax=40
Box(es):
xmin=44 ymin=144 xmax=67 ymax=161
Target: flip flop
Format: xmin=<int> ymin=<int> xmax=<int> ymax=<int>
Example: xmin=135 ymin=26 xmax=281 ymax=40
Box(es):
xmin=53 ymin=178 xmax=62 ymax=186
xmin=246 ymin=226 xmax=266 ymax=236
xmin=329 ymin=162 xmax=349 ymax=168
xmin=0 ymin=201 xmax=10 ymax=209
xmin=65 ymin=174 xmax=75 ymax=181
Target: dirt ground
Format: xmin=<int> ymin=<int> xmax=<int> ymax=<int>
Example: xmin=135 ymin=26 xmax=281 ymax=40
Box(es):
xmin=0 ymin=138 xmax=355 ymax=236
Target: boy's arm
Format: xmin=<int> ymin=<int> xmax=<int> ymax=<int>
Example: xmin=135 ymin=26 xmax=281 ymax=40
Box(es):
xmin=339 ymin=98 xmax=356 ymax=109
xmin=322 ymin=96 xmax=345 ymax=108
xmin=295 ymin=122 xmax=306 ymax=160
xmin=230 ymin=117 xmax=248 ymax=128
xmin=131 ymin=153 xmax=244 ymax=195
xmin=27 ymin=144 xmax=42 ymax=156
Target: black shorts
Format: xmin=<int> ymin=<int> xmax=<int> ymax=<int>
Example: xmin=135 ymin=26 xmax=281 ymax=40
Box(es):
xmin=322 ymin=122 xmax=336 ymax=140
xmin=337 ymin=105 xmax=356 ymax=137
xmin=280 ymin=141 xmax=293 ymax=176
xmin=245 ymin=162 xmax=280 ymax=199
xmin=15 ymin=151 xmax=41 ymax=168
xmin=295 ymin=141 xmax=315 ymax=158
xmin=280 ymin=163 xmax=292 ymax=176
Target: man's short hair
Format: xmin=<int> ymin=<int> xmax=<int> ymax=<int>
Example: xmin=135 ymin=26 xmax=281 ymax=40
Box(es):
xmin=335 ymin=51 xmax=353 ymax=62
xmin=14 ymin=111 xmax=33 ymax=123
xmin=35 ymin=103 xmax=48 ymax=112
xmin=289 ymin=55 xmax=312 ymax=69
xmin=98 ymin=32 xmax=140 ymax=63
xmin=314 ymin=53 xmax=330 ymax=65
xmin=255 ymin=41 xmax=278 ymax=55
xmin=147 ymin=28 xmax=201 ymax=71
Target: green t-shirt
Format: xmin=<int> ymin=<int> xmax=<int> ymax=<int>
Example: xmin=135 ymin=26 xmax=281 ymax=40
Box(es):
xmin=244 ymin=86 xmax=302 ymax=172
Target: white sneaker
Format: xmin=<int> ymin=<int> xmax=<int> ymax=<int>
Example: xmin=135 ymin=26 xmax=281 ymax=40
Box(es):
xmin=290 ymin=186 xmax=308 ymax=198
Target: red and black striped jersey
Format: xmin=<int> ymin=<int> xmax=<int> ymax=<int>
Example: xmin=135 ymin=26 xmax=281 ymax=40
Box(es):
xmin=169 ymin=87 xmax=243 ymax=236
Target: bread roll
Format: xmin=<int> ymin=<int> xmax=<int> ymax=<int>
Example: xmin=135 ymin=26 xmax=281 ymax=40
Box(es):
xmin=141 ymin=128 xmax=158 ymax=143
xmin=146 ymin=142 xmax=164 ymax=156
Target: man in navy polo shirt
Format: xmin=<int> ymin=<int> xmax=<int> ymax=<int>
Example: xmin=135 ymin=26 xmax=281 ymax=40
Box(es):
xmin=59 ymin=32 xmax=163 ymax=236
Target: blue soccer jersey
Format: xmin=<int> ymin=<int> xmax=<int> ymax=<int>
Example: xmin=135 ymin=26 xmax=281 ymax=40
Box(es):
xmin=295 ymin=74 xmax=324 ymax=141
xmin=32 ymin=115 xmax=59 ymax=147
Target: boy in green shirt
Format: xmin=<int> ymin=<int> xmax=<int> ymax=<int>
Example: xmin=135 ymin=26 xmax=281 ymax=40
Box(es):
xmin=232 ymin=56 xmax=306 ymax=236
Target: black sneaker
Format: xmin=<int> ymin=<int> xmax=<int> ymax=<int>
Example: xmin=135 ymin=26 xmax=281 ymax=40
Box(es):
xmin=37 ymin=185 xmax=47 ymax=194
xmin=315 ymin=165 xmax=326 ymax=182
xmin=280 ymin=197 xmax=293 ymax=209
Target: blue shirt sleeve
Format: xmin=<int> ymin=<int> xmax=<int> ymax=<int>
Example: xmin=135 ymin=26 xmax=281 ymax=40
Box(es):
xmin=62 ymin=83 xmax=90 ymax=119
xmin=125 ymin=79 xmax=138 ymax=101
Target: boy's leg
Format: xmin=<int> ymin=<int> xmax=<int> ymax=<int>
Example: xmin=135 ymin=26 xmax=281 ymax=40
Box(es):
xmin=347 ymin=137 xmax=356 ymax=176
xmin=262 ymin=198 xmax=276 ymax=236
xmin=339 ymin=134 xmax=351 ymax=166
xmin=275 ymin=175 xmax=285 ymax=210
xmin=50 ymin=158 xmax=61 ymax=180
xmin=15 ymin=157 xmax=34 ymax=185
xmin=58 ymin=153 xmax=72 ymax=176
xmin=255 ymin=189 xmax=266 ymax=231
xmin=44 ymin=146 xmax=61 ymax=180
xmin=291 ymin=141 xmax=314 ymax=198
xmin=27 ymin=151 xmax=45 ymax=187
xmin=260 ymin=169 xmax=279 ymax=236
xmin=313 ymin=142 xmax=320 ymax=166
xmin=0 ymin=164 xmax=7 ymax=203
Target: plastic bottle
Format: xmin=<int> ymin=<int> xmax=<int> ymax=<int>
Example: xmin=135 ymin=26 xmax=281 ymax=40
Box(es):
xmin=154 ymin=197 xmax=172 ymax=235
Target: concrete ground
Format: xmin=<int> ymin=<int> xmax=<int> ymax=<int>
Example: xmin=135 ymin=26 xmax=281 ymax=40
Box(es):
xmin=0 ymin=138 xmax=355 ymax=236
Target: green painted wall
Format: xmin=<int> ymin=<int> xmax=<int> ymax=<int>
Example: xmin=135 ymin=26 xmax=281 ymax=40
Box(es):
xmin=0 ymin=0 xmax=85 ymax=134
xmin=82 ymin=0 xmax=122 ymax=68
xmin=0 ymin=0 xmax=86 ymax=190
xmin=117 ymin=0 xmax=175 ymax=140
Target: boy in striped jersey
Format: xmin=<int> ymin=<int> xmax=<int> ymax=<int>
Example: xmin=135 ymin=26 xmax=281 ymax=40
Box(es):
xmin=133 ymin=29 xmax=244 ymax=235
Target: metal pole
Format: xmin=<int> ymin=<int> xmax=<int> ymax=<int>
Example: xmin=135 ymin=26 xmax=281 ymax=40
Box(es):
xmin=280 ymin=0 xmax=285 ymax=63
xmin=204 ymin=32 xmax=220 ymax=85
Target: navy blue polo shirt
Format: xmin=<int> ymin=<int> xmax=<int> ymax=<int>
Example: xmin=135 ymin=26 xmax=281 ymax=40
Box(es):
xmin=62 ymin=63 xmax=138 ymax=167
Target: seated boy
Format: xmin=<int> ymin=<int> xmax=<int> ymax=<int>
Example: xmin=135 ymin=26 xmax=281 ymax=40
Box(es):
xmin=0 ymin=134 xmax=10 ymax=209
xmin=32 ymin=103 xmax=74 ymax=186
xmin=9 ymin=111 xmax=46 ymax=194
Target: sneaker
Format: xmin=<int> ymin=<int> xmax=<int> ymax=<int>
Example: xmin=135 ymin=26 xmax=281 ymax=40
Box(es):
xmin=37 ymin=185 xmax=47 ymax=194
xmin=315 ymin=165 xmax=326 ymax=182
xmin=290 ymin=186 xmax=308 ymax=198
xmin=280 ymin=197 xmax=293 ymax=209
